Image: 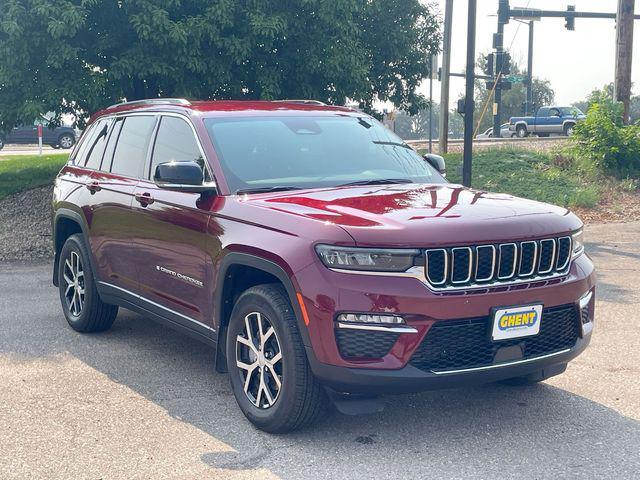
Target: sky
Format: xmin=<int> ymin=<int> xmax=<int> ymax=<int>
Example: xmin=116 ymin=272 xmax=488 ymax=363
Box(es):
xmin=422 ymin=0 xmax=640 ymax=109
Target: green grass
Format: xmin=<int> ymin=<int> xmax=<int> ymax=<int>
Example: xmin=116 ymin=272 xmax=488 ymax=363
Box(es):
xmin=0 ymin=154 xmax=69 ymax=200
xmin=437 ymin=148 xmax=600 ymax=208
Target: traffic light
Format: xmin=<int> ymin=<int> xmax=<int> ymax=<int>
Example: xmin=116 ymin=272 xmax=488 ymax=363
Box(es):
xmin=498 ymin=0 xmax=510 ymax=24
xmin=484 ymin=54 xmax=495 ymax=77
xmin=501 ymin=52 xmax=511 ymax=75
xmin=565 ymin=5 xmax=575 ymax=30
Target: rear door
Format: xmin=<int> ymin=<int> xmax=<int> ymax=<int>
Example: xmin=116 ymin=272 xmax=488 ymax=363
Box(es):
xmin=86 ymin=114 xmax=158 ymax=294
xmin=130 ymin=114 xmax=215 ymax=332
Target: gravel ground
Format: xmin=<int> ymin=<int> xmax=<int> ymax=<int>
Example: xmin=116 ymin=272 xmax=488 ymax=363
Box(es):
xmin=0 ymin=185 xmax=54 ymax=261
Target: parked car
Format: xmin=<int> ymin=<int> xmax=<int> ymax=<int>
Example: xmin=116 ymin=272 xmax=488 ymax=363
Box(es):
xmin=509 ymin=106 xmax=585 ymax=138
xmin=0 ymin=119 xmax=77 ymax=150
xmin=476 ymin=123 xmax=514 ymax=139
xmin=52 ymin=99 xmax=595 ymax=433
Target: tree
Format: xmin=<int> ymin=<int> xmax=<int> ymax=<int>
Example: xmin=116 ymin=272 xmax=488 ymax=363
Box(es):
xmin=0 ymin=0 xmax=440 ymax=130
xmin=468 ymin=51 xmax=555 ymax=134
xmin=574 ymin=84 xmax=640 ymax=124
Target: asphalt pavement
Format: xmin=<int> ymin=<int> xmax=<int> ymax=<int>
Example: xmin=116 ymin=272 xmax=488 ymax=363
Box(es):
xmin=1 ymin=223 xmax=639 ymax=479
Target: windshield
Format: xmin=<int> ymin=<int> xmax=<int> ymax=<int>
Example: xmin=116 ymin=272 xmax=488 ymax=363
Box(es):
xmin=204 ymin=115 xmax=446 ymax=193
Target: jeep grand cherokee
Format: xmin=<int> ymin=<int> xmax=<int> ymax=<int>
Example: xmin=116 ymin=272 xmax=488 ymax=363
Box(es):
xmin=52 ymin=99 xmax=595 ymax=432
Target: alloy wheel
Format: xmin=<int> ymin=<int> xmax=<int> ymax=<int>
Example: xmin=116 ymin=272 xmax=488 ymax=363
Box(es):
xmin=63 ymin=251 xmax=85 ymax=317
xmin=235 ymin=311 xmax=283 ymax=409
xmin=60 ymin=135 xmax=73 ymax=148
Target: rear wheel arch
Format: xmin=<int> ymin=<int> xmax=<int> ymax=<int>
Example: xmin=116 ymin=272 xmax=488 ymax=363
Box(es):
xmin=53 ymin=209 xmax=91 ymax=287
xmin=214 ymin=252 xmax=309 ymax=373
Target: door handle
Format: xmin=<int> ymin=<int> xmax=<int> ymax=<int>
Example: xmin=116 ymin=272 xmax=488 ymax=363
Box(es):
xmin=86 ymin=181 xmax=101 ymax=194
xmin=135 ymin=192 xmax=155 ymax=207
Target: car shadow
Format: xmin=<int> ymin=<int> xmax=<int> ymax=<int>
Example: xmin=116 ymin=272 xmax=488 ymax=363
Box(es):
xmin=3 ymin=271 xmax=638 ymax=480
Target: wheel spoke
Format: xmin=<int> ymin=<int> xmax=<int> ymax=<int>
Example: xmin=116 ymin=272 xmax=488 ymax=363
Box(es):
xmin=269 ymin=351 xmax=282 ymax=365
xmin=267 ymin=364 xmax=281 ymax=389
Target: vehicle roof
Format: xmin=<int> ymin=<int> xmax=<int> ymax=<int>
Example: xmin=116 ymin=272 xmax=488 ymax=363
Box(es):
xmin=90 ymin=99 xmax=361 ymax=124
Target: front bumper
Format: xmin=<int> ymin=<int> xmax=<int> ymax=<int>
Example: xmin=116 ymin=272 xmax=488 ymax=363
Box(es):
xmin=306 ymin=333 xmax=590 ymax=394
xmin=293 ymin=253 xmax=596 ymax=391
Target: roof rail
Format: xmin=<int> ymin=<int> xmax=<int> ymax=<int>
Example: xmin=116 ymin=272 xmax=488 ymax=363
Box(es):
xmin=272 ymin=99 xmax=327 ymax=106
xmin=107 ymin=98 xmax=191 ymax=109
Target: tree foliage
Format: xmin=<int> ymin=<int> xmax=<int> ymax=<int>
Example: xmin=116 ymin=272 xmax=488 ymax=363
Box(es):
xmin=0 ymin=0 xmax=440 ymax=129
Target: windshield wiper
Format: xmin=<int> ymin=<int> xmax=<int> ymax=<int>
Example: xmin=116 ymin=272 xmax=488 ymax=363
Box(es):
xmin=336 ymin=178 xmax=414 ymax=187
xmin=236 ymin=186 xmax=301 ymax=195
xmin=372 ymin=140 xmax=413 ymax=149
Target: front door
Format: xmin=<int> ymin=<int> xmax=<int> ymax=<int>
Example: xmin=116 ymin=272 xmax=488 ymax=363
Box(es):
xmin=130 ymin=115 xmax=214 ymax=333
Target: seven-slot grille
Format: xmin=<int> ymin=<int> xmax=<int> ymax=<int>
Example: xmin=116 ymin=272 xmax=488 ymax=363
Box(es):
xmin=425 ymin=236 xmax=572 ymax=290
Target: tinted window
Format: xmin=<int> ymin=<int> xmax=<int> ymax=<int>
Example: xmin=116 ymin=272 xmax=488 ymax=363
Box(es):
xmin=84 ymin=118 xmax=113 ymax=170
xmin=205 ymin=116 xmax=444 ymax=193
xmin=150 ymin=116 xmax=203 ymax=179
xmin=110 ymin=116 xmax=156 ymax=178
xmin=71 ymin=122 xmax=100 ymax=165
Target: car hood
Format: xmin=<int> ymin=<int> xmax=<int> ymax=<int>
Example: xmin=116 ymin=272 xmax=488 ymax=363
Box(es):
xmin=245 ymin=183 xmax=581 ymax=247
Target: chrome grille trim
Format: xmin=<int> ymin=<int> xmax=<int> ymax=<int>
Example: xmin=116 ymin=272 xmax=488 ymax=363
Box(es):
xmin=497 ymin=243 xmax=518 ymax=280
xmin=538 ymin=239 xmax=556 ymax=274
xmin=475 ymin=245 xmax=496 ymax=282
xmin=425 ymin=249 xmax=448 ymax=286
xmin=451 ymin=247 xmax=473 ymax=284
xmin=423 ymin=236 xmax=572 ymax=291
xmin=518 ymin=241 xmax=538 ymax=277
xmin=556 ymin=236 xmax=572 ymax=271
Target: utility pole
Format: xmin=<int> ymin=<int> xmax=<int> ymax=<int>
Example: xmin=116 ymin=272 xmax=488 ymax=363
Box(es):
xmin=615 ymin=0 xmax=635 ymax=124
xmin=526 ymin=21 xmax=534 ymax=115
xmin=493 ymin=0 xmax=508 ymax=138
xmin=462 ymin=0 xmax=477 ymax=187
xmin=438 ymin=0 xmax=453 ymax=153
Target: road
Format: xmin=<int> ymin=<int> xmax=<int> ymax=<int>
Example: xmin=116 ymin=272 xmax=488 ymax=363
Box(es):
xmin=1 ymin=223 xmax=639 ymax=479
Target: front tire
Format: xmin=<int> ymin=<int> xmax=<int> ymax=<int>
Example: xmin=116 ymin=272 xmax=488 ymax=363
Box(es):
xmin=58 ymin=133 xmax=75 ymax=149
xmin=564 ymin=123 xmax=575 ymax=136
xmin=516 ymin=125 xmax=527 ymax=138
xmin=58 ymin=234 xmax=118 ymax=333
xmin=227 ymin=284 xmax=326 ymax=433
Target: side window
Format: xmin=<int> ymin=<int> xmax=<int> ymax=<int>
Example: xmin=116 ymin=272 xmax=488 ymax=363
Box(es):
xmin=110 ymin=116 xmax=157 ymax=178
xmin=71 ymin=121 xmax=101 ymax=165
xmin=84 ymin=118 xmax=114 ymax=170
xmin=149 ymin=116 xmax=204 ymax=179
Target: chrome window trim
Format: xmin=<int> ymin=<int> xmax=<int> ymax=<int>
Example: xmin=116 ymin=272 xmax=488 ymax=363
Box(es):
xmin=556 ymin=236 xmax=572 ymax=271
xmin=538 ymin=239 xmax=557 ymax=274
xmin=474 ymin=245 xmax=496 ymax=282
xmin=335 ymin=322 xmax=418 ymax=334
xmin=450 ymin=247 xmax=473 ymax=284
xmin=425 ymin=249 xmax=448 ymax=285
xmin=432 ymin=348 xmax=571 ymax=375
xmin=518 ymin=241 xmax=538 ymax=277
xmin=497 ymin=243 xmax=518 ymax=280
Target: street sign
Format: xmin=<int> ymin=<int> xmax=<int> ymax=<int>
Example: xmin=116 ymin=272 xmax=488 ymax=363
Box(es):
xmin=505 ymin=74 xmax=525 ymax=83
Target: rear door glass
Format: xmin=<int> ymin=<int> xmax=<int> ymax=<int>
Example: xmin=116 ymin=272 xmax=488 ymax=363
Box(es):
xmin=110 ymin=116 xmax=157 ymax=178
xmin=84 ymin=118 xmax=114 ymax=170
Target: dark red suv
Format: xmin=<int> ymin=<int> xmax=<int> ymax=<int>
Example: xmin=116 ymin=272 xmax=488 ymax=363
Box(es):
xmin=52 ymin=99 xmax=595 ymax=432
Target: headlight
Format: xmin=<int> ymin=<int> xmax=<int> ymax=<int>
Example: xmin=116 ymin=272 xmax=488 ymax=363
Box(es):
xmin=572 ymin=229 xmax=584 ymax=257
xmin=315 ymin=245 xmax=419 ymax=272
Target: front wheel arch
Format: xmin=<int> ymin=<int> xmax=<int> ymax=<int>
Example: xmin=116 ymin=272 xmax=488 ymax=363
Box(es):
xmin=214 ymin=253 xmax=310 ymax=373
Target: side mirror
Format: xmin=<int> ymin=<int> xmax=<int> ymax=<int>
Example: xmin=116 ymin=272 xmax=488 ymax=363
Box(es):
xmin=154 ymin=161 xmax=217 ymax=193
xmin=423 ymin=153 xmax=446 ymax=176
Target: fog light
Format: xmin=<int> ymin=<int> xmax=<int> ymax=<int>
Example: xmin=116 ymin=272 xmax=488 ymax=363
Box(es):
xmin=578 ymin=290 xmax=594 ymax=336
xmin=337 ymin=313 xmax=405 ymax=325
